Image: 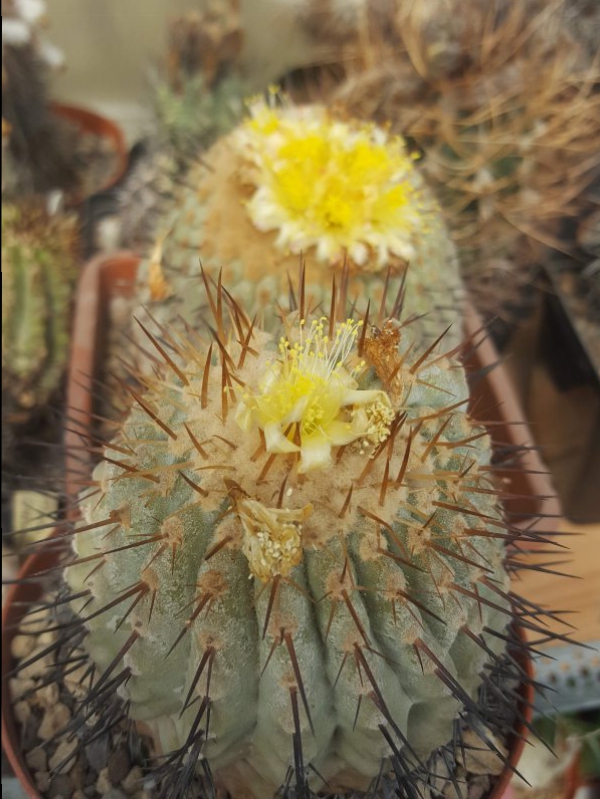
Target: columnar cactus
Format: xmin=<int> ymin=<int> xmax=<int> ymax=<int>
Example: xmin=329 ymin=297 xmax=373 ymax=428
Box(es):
xmin=135 ymin=98 xmax=462 ymax=349
xmin=67 ymin=278 xmax=513 ymax=798
xmin=1 ymin=201 xmax=78 ymax=418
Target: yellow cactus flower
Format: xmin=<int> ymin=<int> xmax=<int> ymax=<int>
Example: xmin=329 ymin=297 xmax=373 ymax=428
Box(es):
xmin=236 ymin=317 xmax=394 ymax=472
xmin=235 ymin=99 xmax=426 ymax=267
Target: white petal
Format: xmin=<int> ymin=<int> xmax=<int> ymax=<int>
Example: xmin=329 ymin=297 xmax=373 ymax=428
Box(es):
xmin=264 ymin=423 xmax=299 ymax=454
xmin=350 ymin=242 xmax=369 ymax=266
xmin=325 ymin=420 xmax=360 ymax=446
xmin=299 ymin=435 xmax=332 ymax=473
xmin=234 ymin=402 xmax=253 ymax=432
xmin=342 ymin=389 xmax=391 ymax=408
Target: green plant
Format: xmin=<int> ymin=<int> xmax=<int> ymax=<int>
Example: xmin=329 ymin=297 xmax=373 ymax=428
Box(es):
xmin=535 ymin=712 xmax=600 ymax=781
xmin=112 ymin=8 xmax=248 ymax=254
xmin=1 ymin=201 xmax=78 ymax=420
xmin=134 ymin=98 xmax=462 ymax=352
xmin=152 ymin=7 xmax=247 ymax=167
xmin=513 ymin=712 xmax=600 ymax=795
xmin=64 ymin=275 xmax=530 ymax=798
xmin=153 ymin=72 xmax=247 ymax=167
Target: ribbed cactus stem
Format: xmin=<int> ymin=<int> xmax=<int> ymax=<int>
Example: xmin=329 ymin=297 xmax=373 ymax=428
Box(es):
xmin=68 ymin=277 xmax=510 ymax=797
xmin=1 ymin=202 xmax=77 ymax=414
xmin=134 ymin=99 xmax=462 ymax=351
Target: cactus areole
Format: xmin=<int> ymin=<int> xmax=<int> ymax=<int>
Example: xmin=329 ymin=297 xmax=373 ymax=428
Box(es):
xmin=68 ymin=281 xmax=512 ymax=798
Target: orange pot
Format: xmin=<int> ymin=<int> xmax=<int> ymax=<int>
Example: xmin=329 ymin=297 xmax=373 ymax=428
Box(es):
xmin=64 ymin=252 xmax=138 ymax=506
xmin=1 ymin=540 xmax=64 ymax=799
xmin=50 ymin=102 xmax=128 ymax=203
xmin=462 ymin=304 xmax=562 ymax=536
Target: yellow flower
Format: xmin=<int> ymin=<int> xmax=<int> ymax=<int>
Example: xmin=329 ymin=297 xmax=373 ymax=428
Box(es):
xmin=235 ymin=317 xmax=394 ymax=472
xmin=235 ymin=99 xmax=424 ymax=267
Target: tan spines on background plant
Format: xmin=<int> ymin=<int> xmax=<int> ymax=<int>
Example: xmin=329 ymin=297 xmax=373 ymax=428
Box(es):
xmin=306 ymin=0 xmax=600 ymax=325
xmin=165 ymin=1 xmax=243 ymax=91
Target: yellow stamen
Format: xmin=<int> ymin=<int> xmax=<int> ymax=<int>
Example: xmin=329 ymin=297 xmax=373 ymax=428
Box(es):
xmin=235 ymin=317 xmax=393 ymax=471
xmin=236 ymin=498 xmax=312 ymax=581
xmin=236 ymin=99 xmax=425 ymax=266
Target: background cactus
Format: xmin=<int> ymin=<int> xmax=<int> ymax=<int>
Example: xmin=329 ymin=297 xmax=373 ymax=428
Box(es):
xmin=65 ymin=276 xmax=522 ymax=798
xmin=300 ymin=0 xmax=600 ymax=343
xmin=1 ymin=201 xmax=78 ymax=422
xmin=152 ymin=7 xmax=246 ymax=167
xmin=133 ymin=99 xmax=462 ymax=357
xmin=99 ymin=8 xmax=248 ymax=255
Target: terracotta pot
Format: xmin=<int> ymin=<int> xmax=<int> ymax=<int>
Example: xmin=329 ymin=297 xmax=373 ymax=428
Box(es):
xmin=64 ymin=252 xmax=138 ymax=506
xmin=1 ymin=540 xmax=535 ymax=799
xmin=462 ymin=304 xmax=562 ymax=534
xmin=64 ymin=254 xmax=561 ymax=527
xmin=50 ymin=102 xmax=128 ymax=203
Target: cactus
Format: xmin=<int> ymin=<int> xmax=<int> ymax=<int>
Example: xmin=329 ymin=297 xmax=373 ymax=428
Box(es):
xmin=323 ymin=0 xmax=600 ymax=334
xmin=153 ymin=6 xmax=247 ymax=167
xmin=134 ymin=98 xmax=462 ymax=352
xmin=1 ymin=201 xmax=78 ymax=418
xmin=110 ymin=9 xmax=248 ymax=254
xmin=66 ymin=276 xmax=519 ymax=798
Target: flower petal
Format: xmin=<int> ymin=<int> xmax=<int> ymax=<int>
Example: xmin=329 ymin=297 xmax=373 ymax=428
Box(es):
xmin=264 ymin=423 xmax=299 ymax=454
xmin=299 ymin=434 xmax=333 ymax=473
xmin=342 ymin=389 xmax=392 ymax=408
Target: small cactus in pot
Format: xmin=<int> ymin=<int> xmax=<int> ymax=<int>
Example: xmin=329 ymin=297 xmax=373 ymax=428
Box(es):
xmin=134 ymin=97 xmax=462 ymax=352
xmin=1 ymin=0 xmax=78 ymax=198
xmin=1 ymin=200 xmax=78 ymax=424
xmin=62 ymin=274 xmax=535 ymax=798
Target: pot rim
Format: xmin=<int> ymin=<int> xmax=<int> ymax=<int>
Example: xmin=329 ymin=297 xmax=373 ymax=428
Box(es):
xmin=49 ymin=101 xmax=128 ymax=203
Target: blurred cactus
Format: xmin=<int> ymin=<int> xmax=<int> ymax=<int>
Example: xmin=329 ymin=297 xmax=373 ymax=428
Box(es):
xmin=1 ymin=0 xmax=78 ymax=197
xmin=110 ymin=7 xmax=248 ymax=254
xmin=1 ymin=201 xmax=78 ymax=420
xmin=154 ymin=6 xmax=246 ymax=165
xmin=295 ymin=0 xmax=600 ymax=336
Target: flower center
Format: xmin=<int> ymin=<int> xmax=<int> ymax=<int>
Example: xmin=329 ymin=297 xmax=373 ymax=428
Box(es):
xmin=235 ymin=317 xmax=395 ymax=472
xmin=236 ymin=100 xmax=424 ymax=266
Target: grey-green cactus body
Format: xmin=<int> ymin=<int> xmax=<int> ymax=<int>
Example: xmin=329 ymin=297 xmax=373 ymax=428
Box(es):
xmin=134 ymin=103 xmax=463 ymax=352
xmin=69 ymin=305 xmax=509 ymax=796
